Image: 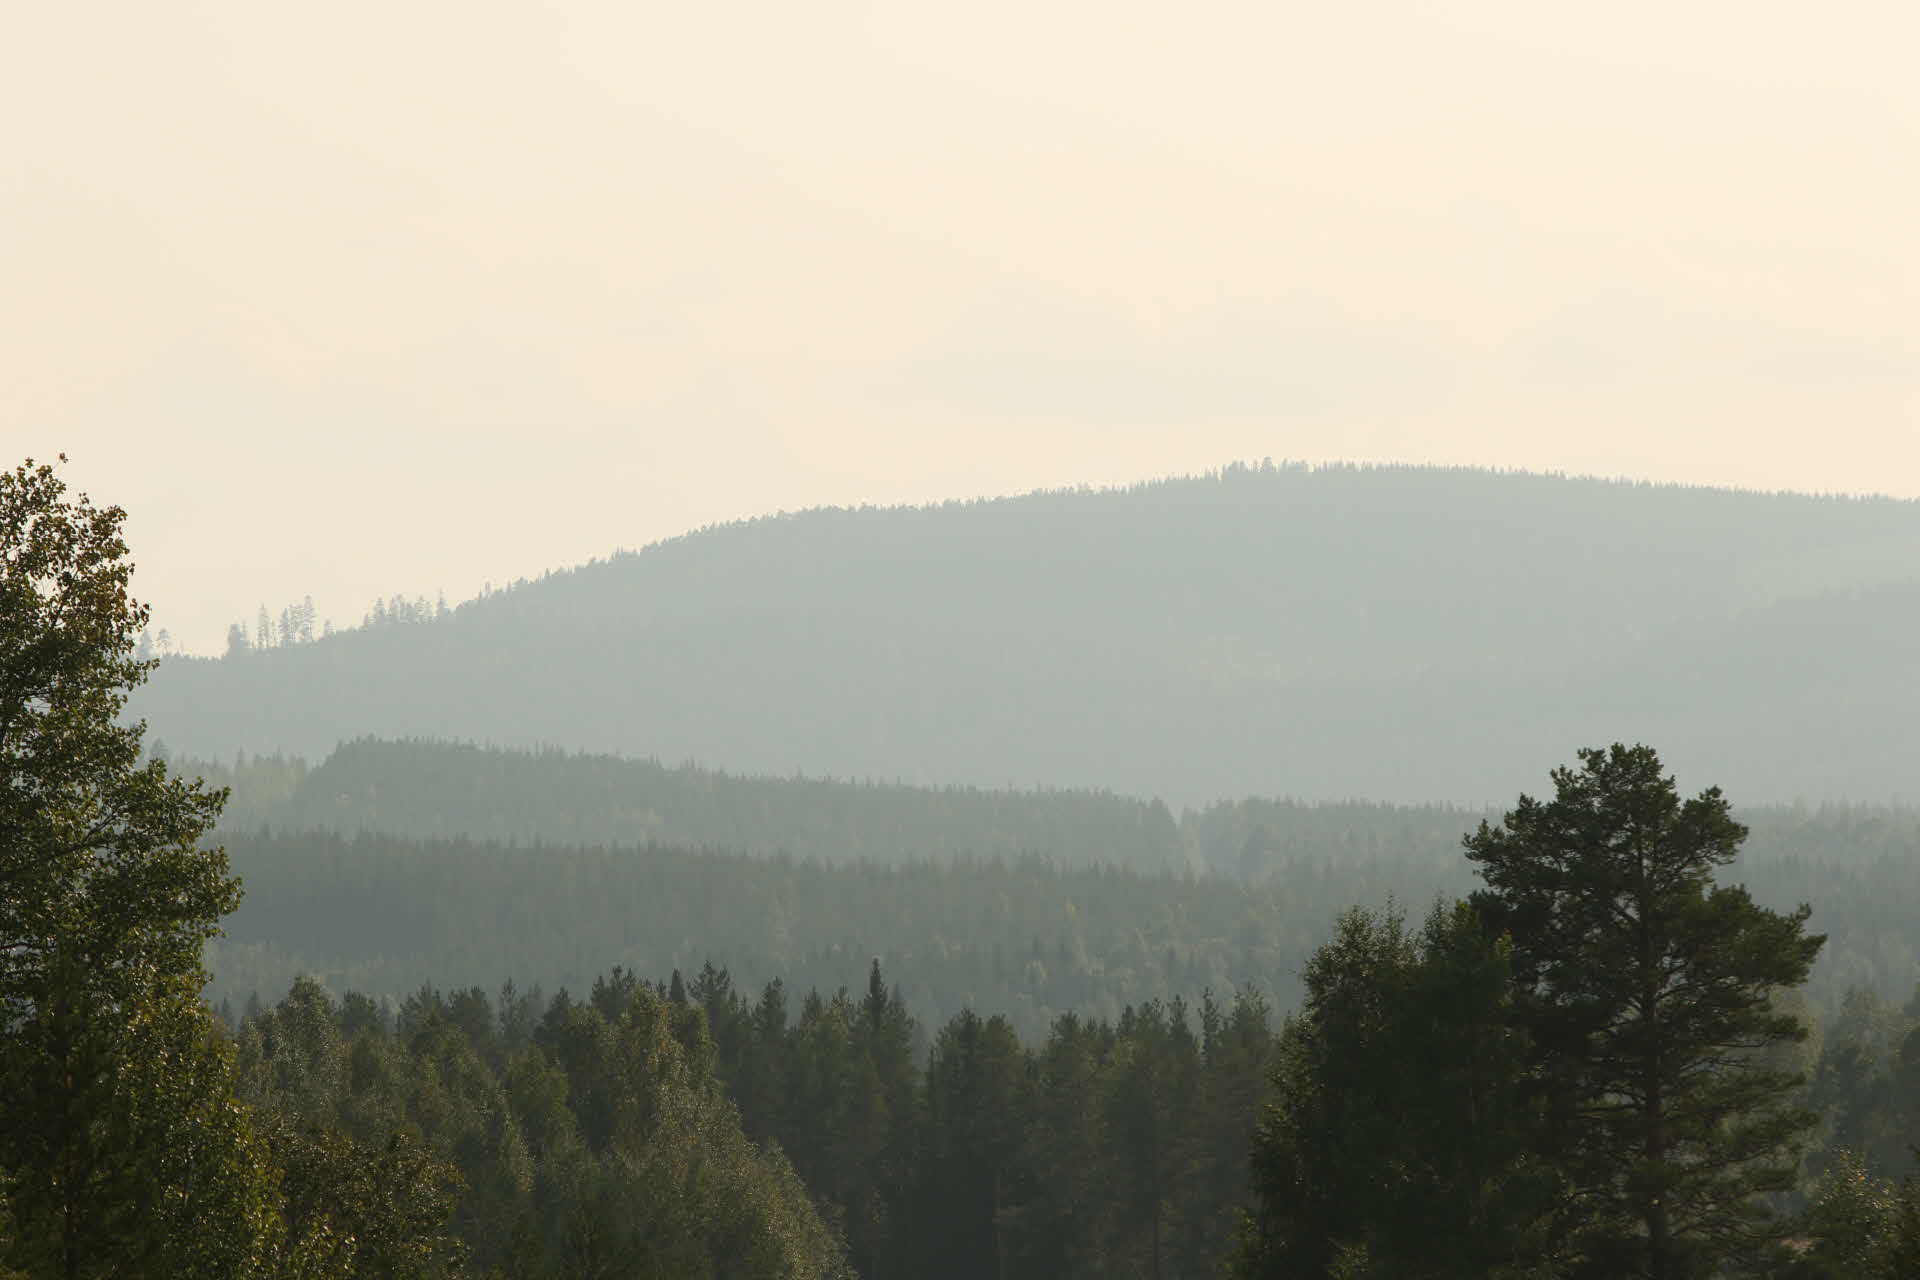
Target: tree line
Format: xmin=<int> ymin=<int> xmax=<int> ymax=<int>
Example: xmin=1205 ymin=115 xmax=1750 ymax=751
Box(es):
xmin=203 ymin=807 xmax=1920 ymax=1045
xmin=225 ymin=961 xmax=1273 ymax=1279
xmin=183 ymin=737 xmax=1193 ymax=872
xmin=219 ymin=592 xmax=452 ymax=658
xmin=202 ymin=825 xmax=1460 ymax=1042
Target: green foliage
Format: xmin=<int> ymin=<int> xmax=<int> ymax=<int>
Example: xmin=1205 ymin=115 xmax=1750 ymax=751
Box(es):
xmin=1804 ymin=986 xmax=1920 ymax=1183
xmin=1797 ymin=1151 xmax=1898 ymax=1275
xmin=203 ymin=737 xmax=1188 ymax=871
xmin=0 ymin=458 xmax=275 ymax=1277
xmin=201 ymin=808 xmax=1476 ymax=1043
xmin=235 ymin=975 xmax=851 ymax=1279
xmin=262 ymin=1121 xmax=465 ymax=1280
xmin=707 ymin=968 xmax=1276 ymax=1279
xmin=1466 ymin=746 xmax=1825 ymax=1278
xmin=3 ymin=980 xmax=285 ymax=1279
xmin=231 ymin=978 xmax=470 ymax=1277
xmin=1237 ymin=747 xmax=1831 ymax=1280
xmin=231 ymin=962 xmax=1282 ymax=1280
xmin=1 ymin=459 xmax=476 ymax=1279
xmin=1788 ymin=1150 xmax=1920 ymax=1279
xmin=0 ymin=458 xmax=237 ymax=1000
xmin=195 ymin=739 xmax=1920 ymax=1029
xmin=1235 ymin=903 xmax=1551 ymax=1279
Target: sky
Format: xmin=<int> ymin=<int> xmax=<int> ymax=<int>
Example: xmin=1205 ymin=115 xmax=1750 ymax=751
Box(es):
xmin=6 ymin=1 xmax=1916 ymax=652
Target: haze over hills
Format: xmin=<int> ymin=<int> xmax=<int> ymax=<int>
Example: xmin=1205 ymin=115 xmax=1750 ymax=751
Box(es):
xmin=134 ymin=463 xmax=1920 ymax=806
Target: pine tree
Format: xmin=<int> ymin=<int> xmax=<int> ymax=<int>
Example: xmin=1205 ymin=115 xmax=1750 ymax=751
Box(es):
xmin=1466 ymin=744 xmax=1825 ymax=1279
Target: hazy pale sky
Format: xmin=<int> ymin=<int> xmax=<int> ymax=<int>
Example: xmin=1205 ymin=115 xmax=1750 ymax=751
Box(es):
xmin=7 ymin=1 xmax=1916 ymax=651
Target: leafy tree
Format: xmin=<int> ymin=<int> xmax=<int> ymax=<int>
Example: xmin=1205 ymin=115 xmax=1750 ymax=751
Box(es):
xmin=1466 ymin=744 xmax=1825 ymax=1279
xmin=533 ymin=984 xmax=849 ymax=1278
xmin=0 ymin=457 xmax=273 ymax=1276
xmin=233 ymin=981 xmax=473 ymax=1278
xmin=262 ymin=1120 xmax=465 ymax=1280
xmin=1790 ymin=1149 xmax=1920 ymax=1279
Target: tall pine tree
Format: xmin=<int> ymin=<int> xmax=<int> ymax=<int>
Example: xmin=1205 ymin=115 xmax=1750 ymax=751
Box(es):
xmin=1467 ymin=744 xmax=1824 ymax=1279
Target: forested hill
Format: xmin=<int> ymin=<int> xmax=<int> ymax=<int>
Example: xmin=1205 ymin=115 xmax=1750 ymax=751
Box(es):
xmin=135 ymin=464 xmax=1920 ymax=805
xmin=186 ymin=738 xmax=1920 ymax=1023
xmin=191 ymin=739 xmax=1193 ymax=871
xmin=177 ymin=738 xmax=1499 ymax=874
xmin=204 ymin=802 xmax=1920 ymax=1038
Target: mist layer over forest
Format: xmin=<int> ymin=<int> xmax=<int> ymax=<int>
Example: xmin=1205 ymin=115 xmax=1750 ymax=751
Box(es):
xmin=133 ymin=464 xmax=1920 ymax=807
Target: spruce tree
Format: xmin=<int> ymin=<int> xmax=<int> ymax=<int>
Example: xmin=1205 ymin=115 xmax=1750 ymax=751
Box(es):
xmin=1233 ymin=903 xmax=1549 ymax=1279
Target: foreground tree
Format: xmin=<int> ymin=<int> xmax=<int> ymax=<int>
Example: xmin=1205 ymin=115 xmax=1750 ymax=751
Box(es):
xmin=1237 ymin=746 xmax=1826 ymax=1279
xmin=0 ymin=458 xmax=277 ymax=1275
xmin=1467 ymin=744 xmax=1825 ymax=1279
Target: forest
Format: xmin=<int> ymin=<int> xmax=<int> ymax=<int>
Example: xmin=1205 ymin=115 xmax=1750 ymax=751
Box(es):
xmin=218 ymin=917 xmax=1920 ymax=1279
xmin=190 ymin=739 xmax=1920 ymax=1029
xmin=5 ymin=455 xmax=1919 ymax=1279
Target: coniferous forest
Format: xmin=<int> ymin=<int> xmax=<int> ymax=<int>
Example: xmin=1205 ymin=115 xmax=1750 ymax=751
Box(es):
xmin=6 ymin=456 xmax=1920 ymax=1278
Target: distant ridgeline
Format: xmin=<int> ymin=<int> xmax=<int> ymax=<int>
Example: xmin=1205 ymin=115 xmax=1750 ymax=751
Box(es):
xmin=191 ymin=738 xmax=1195 ymax=871
xmin=192 ymin=740 xmax=1920 ymax=1035
xmin=133 ymin=464 xmax=1920 ymax=807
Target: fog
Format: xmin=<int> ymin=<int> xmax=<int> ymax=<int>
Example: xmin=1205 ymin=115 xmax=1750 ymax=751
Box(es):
xmin=7 ymin=1 xmax=1916 ymax=651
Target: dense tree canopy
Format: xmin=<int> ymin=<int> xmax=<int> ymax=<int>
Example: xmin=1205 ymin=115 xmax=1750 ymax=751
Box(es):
xmin=225 ymin=965 xmax=1278 ymax=1280
xmin=197 ymin=786 xmax=1920 ymax=1044
xmin=1235 ymin=903 xmax=1552 ymax=1279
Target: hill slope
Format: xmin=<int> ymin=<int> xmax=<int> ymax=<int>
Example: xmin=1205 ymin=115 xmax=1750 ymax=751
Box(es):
xmin=135 ymin=464 xmax=1920 ymax=805
xmin=183 ymin=739 xmax=1919 ymax=1028
xmin=192 ymin=738 xmax=1191 ymax=870
xmin=180 ymin=737 xmax=1493 ymax=878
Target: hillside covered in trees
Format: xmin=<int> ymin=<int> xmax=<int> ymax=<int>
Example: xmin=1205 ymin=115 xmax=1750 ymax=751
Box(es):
xmin=132 ymin=464 xmax=1920 ymax=807
xmin=186 ymin=739 xmax=1192 ymax=872
xmin=194 ymin=740 xmax=1920 ymax=1034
